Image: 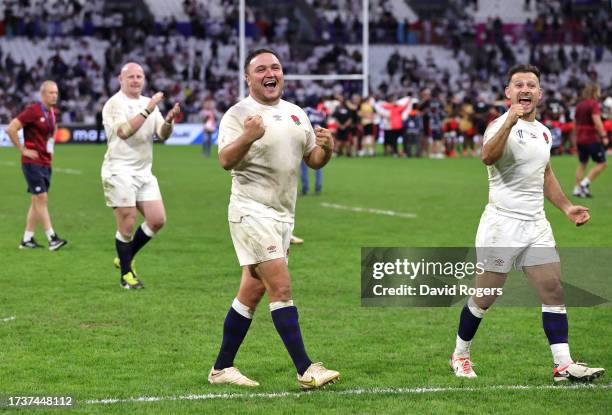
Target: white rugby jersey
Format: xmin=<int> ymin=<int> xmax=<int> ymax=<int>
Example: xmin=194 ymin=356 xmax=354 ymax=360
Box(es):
xmin=483 ymin=111 xmax=553 ymax=220
xmin=218 ymin=95 xmax=317 ymax=223
xmin=101 ymin=91 xmax=166 ymax=176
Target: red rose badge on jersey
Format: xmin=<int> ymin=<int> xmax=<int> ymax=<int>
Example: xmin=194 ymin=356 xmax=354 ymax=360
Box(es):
xmin=291 ymin=115 xmax=301 ymax=126
xmin=543 ymin=132 xmax=549 ymax=143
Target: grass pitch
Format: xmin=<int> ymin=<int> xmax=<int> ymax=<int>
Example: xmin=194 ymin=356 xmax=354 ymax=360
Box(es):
xmin=1 ymin=145 xmax=610 ymax=414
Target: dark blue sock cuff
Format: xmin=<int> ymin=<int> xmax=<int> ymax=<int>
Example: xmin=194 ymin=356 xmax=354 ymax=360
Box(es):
xmin=542 ymin=311 xmax=568 ymax=344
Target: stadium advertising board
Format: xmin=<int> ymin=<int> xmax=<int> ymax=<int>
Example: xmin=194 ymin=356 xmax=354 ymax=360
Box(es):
xmin=0 ymin=124 xmax=217 ymax=146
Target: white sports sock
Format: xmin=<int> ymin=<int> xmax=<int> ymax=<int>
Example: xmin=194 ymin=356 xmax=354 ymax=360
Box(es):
xmin=573 ymin=185 xmax=581 ymax=193
xmin=580 ymin=178 xmax=591 ymax=187
xmin=232 ymin=298 xmax=253 ymax=319
xmin=23 ymin=230 xmax=35 ymax=241
xmin=115 ymin=231 xmax=132 ymax=243
xmin=551 ymin=343 xmax=572 ymax=366
xmin=467 ymin=296 xmax=487 ymax=318
xmin=141 ymin=222 xmax=156 ymax=237
xmin=45 ymin=228 xmax=55 ymax=241
xmin=269 ymin=300 xmax=294 ymax=312
xmin=454 ymin=334 xmax=471 ymax=357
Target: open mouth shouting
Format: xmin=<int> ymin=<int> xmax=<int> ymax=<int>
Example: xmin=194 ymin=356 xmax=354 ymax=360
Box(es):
xmin=263 ymin=78 xmax=278 ymax=92
xmin=518 ymin=95 xmax=533 ymax=110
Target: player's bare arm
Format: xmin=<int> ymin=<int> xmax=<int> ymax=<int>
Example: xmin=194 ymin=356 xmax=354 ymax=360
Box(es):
xmin=544 ymin=162 xmax=590 ymax=226
xmin=5 ymin=118 xmax=39 ymax=160
xmin=158 ymin=102 xmax=181 ymax=140
xmin=117 ymin=91 xmax=164 ymax=139
xmin=304 ymin=126 xmax=334 ymax=169
xmin=481 ymin=104 xmax=524 ymax=165
xmin=592 ymin=112 xmax=609 ymax=146
xmin=219 ymin=115 xmax=265 ymax=170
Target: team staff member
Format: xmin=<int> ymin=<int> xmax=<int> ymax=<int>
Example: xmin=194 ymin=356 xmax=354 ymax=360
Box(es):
xmin=6 ymin=80 xmax=67 ymax=251
xmin=572 ymin=84 xmax=608 ymax=198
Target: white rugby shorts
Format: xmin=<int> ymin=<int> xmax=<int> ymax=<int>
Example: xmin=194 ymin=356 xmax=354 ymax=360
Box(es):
xmin=475 ymin=209 xmax=559 ymax=273
xmin=229 ymin=215 xmax=293 ymax=266
xmin=102 ymin=174 xmax=162 ymax=207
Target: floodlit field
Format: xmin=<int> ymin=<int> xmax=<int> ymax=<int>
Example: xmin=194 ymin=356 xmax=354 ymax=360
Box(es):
xmin=1 ymin=145 xmax=610 ymax=414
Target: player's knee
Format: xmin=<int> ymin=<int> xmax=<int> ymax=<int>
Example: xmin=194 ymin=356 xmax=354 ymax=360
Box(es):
xmin=472 ymin=295 xmax=494 ymax=310
xmin=148 ymin=215 xmax=166 ymax=232
xmin=245 ymin=287 xmax=266 ymax=308
xmin=269 ymin=284 xmax=292 ymax=302
xmin=32 ymin=193 xmax=48 ymax=204
xmin=119 ymin=217 xmax=136 ymax=236
xmin=546 ymin=284 xmax=565 ymax=304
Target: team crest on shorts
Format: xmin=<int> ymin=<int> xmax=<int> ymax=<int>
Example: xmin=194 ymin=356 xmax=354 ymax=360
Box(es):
xmin=291 ymin=115 xmax=301 ymax=126
xmin=543 ymin=132 xmax=549 ymax=143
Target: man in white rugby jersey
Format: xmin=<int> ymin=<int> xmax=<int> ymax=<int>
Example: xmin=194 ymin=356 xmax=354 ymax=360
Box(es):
xmin=208 ymin=49 xmax=339 ymax=389
xmin=101 ymin=62 xmax=180 ymax=289
xmin=450 ymin=64 xmax=604 ymax=382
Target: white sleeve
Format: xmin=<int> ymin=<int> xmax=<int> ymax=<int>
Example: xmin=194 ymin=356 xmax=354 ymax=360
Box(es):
xmin=217 ymin=109 xmax=243 ymax=153
xmin=483 ymin=116 xmax=504 ymax=144
xmin=102 ymin=98 xmax=127 ymax=139
xmin=544 ymin=126 xmax=554 ymax=150
xmin=302 ymin=111 xmax=317 ymax=157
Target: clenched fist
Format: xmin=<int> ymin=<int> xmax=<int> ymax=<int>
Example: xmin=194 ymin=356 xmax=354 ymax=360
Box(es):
xmin=315 ymin=126 xmax=334 ymax=152
xmin=243 ymin=115 xmax=265 ymax=142
xmin=505 ymin=104 xmax=525 ymax=127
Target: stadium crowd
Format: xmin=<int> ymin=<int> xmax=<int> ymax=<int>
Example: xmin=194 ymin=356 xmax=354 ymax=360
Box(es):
xmin=0 ymin=0 xmax=610 ymax=157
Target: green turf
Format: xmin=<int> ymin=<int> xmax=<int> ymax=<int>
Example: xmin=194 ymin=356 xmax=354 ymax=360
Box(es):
xmin=0 ymin=145 xmax=610 ymax=414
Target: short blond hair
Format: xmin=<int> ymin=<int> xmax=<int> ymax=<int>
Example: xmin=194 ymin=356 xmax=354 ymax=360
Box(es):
xmin=581 ymin=84 xmax=600 ymax=100
xmin=39 ymin=80 xmax=57 ymax=94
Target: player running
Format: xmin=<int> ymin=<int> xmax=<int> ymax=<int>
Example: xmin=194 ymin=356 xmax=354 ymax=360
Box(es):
xmin=450 ymin=65 xmax=605 ymax=383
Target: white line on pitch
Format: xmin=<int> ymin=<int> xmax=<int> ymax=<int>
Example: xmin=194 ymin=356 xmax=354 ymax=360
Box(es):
xmin=84 ymin=383 xmax=612 ymax=405
xmin=1 ymin=316 xmax=16 ymax=322
xmin=0 ymin=162 xmax=81 ymax=175
xmin=54 ymin=167 xmax=82 ymax=175
xmin=321 ymin=202 xmax=417 ymax=219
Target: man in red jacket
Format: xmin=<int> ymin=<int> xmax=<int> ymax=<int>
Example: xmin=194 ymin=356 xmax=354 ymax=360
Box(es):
xmin=375 ymin=94 xmax=413 ymax=156
xmin=573 ymin=84 xmax=608 ymax=198
xmin=5 ymin=80 xmax=68 ymax=250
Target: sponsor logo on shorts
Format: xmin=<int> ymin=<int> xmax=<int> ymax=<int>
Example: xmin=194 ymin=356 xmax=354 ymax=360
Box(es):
xmin=494 ymin=258 xmax=505 ymax=267
xmin=267 ymin=245 xmax=277 ymax=253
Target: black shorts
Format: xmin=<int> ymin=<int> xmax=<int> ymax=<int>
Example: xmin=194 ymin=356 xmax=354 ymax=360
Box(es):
xmin=336 ymin=129 xmax=350 ymax=142
xmin=363 ymin=124 xmax=374 ymax=136
xmin=578 ymin=142 xmax=606 ymax=164
xmin=431 ymin=130 xmax=443 ymax=141
xmin=22 ymin=163 xmax=52 ymax=194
